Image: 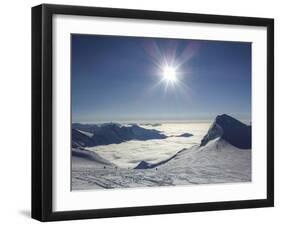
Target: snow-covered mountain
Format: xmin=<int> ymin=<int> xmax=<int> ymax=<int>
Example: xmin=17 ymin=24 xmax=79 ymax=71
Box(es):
xmin=72 ymin=115 xmax=252 ymax=190
xmin=200 ymin=114 xmax=251 ymax=149
xmin=72 ymin=129 xmax=95 ymax=148
xmin=134 ymin=114 xmax=251 ymax=169
xmin=72 ymin=123 xmax=167 ymax=148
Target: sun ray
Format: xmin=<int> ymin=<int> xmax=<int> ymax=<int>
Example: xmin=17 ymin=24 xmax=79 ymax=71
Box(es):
xmin=142 ymin=39 xmax=199 ymax=97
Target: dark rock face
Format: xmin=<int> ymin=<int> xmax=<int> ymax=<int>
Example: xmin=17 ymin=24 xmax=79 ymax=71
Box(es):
xmin=72 ymin=129 xmax=95 ymax=148
xmin=200 ymin=114 xmax=251 ymax=149
xmin=134 ymin=154 xmax=177 ymax=169
xmin=72 ymin=123 xmax=167 ymax=148
xmin=134 ymin=160 xmax=152 ymax=169
xmin=176 ymin=133 xmax=193 ymax=138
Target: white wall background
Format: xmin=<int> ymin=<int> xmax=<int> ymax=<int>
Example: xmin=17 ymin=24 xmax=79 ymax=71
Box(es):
xmin=0 ymin=0 xmax=279 ymax=225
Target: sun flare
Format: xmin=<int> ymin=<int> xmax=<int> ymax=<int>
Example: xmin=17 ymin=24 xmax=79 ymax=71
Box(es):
xmin=163 ymin=66 xmax=177 ymax=83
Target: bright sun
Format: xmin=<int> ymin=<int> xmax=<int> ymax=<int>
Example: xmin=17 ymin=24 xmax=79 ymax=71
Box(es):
xmin=163 ymin=66 xmax=177 ymax=83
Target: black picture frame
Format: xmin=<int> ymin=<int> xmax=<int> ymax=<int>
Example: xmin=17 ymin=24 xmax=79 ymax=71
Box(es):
xmin=32 ymin=4 xmax=274 ymax=222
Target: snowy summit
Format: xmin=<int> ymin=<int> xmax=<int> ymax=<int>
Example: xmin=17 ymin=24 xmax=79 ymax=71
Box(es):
xmin=200 ymin=114 xmax=251 ymax=149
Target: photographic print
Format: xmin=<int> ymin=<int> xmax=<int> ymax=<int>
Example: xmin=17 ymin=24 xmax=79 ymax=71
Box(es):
xmin=71 ymin=34 xmax=252 ymax=190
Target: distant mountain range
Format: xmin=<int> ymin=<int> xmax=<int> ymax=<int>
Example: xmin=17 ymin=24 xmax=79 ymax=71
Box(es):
xmin=72 ymin=114 xmax=251 ymax=150
xmin=72 ymin=123 xmax=167 ymax=148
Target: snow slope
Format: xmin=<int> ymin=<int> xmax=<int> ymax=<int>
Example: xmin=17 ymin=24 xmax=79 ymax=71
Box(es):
xmin=72 ymin=148 xmax=113 ymax=166
xmin=72 ymin=148 xmax=117 ymax=189
xmin=72 ymin=137 xmax=251 ymax=190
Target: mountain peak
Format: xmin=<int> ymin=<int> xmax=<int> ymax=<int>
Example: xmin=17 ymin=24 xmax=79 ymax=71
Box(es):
xmin=200 ymin=114 xmax=251 ymax=149
xmin=215 ymin=114 xmax=245 ymax=127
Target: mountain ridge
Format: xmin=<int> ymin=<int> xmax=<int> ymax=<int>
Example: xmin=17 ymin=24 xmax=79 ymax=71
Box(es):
xmin=200 ymin=114 xmax=251 ymax=149
xmin=72 ymin=123 xmax=167 ymax=148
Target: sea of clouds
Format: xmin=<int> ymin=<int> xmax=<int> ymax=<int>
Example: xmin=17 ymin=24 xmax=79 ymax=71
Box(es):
xmin=86 ymin=123 xmax=210 ymax=168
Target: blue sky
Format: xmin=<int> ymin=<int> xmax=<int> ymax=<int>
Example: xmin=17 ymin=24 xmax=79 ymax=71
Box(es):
xmin=72 ymin=34 xmax=251 ymax=123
